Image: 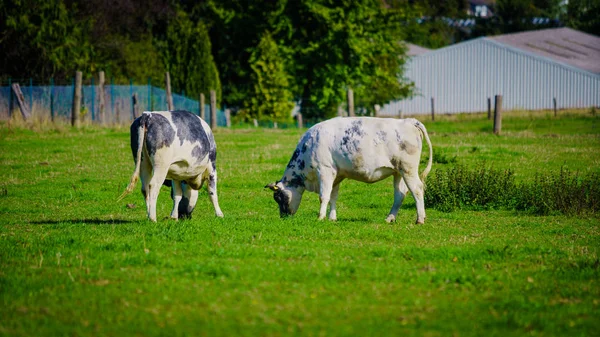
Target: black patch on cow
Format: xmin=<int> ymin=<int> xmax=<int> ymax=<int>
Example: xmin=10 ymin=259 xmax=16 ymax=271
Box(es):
xmin=130 ymin=117 xmax=141 ymax=160
xmin=298 ymin=160 xmax=305 ymax=170
xmin=395 ymin=130 xmax=403 ymax=144
xmin=145 ymin=114 xmax=176 ymax=156
xmin=376 ymin=130 xmax=387 ymax=143
xmin=208 ymin=174 xmax=216 ymax=195
xmin=192 ymin=145 xmax=204 ymax=164
xmin=286 ymin=149 xmax=301 ymax=169
xmin=341 ymin=120 xmax=365 ymax=154
xmin=171 ymin=110 xmax=211 ymax=163
xmin=171 ymin=110 xmax=210 ymax=146
xmin=301 ymin=143 xmax=308 ymax=153
xmin=178 ymin=194 xmax=192 ymax=219
xmin=209 ymin=148 xmax=217 ymax=171
xmin=273 ymin=189 xmax=291 ymax=217
xmin=283 ymin=172 xmax=305 ymax=188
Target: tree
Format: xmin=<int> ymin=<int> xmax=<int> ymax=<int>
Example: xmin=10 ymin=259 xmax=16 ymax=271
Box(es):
xmin=0 ymin=0 xmax=94 ymax=80
xmin=563 ymin=0 xmax=600 ymax=36
xmin=247 ymin=32 xmax=295 ymax=122
xmin=156 ymin=10 xmax=221 ymax=101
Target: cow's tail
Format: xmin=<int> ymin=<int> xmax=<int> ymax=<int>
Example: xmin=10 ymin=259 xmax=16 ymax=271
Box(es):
xmin=415 ymin=121 xmax=433 ymax=183
xmin=118 ymin=113 xmax=149 ymax=201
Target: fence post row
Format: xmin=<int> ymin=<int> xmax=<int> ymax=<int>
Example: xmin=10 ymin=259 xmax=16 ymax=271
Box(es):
xmin=493 ymin=95 xmax=503 ymax=135
xmin=165 ymin=72 xmax=174 ymax=111
xmin=297 ymin=113 xmax=303 ymax=129
xmin=11 ymin=83 xmax=31 ymax=120
xmin=200 ymin=93 xmax=206 ymax=120
xmin=347 ymin=88 xmax=355 ymax=117
xmin=430 ymin=97 xmax=435 ymax=121
xmin=72 ymin=71 xmax=82 ymax=127
xmin=98 ymin=71 xmax=105 ymax=124
xmin=210 ymin=90 xmax=217 ymax=129
xmin=553 ymin=97 xmax=557 ymax=117
xmin=487 ymin=97 xmax=492 ymax=120
xmin=50 ymin=78 xmax=55 ymax=122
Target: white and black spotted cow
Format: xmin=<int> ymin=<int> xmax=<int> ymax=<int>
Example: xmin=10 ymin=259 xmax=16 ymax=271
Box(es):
xmin=119 ymin=110 xmax=224 ymax=222
xmin=266 ymin=117 xmax=432 ymax=224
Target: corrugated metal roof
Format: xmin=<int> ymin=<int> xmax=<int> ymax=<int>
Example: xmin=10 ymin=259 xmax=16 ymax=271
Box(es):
xmin=489 ymin=27 xmax=600 ymax=74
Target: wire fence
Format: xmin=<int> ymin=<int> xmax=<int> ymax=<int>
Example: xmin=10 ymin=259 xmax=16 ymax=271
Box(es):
xmin=0 ymin=78 xmax=227 ymax=127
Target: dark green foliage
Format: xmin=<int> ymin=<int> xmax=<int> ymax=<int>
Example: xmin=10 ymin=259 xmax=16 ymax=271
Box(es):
xmin=426 ymin=164 xmax=600 ymax=215
xmin=515 ymin=168 xmax=600 ymax=215
xmin=425 ymin=164 xmax=516 ymax=212
xmin=246 ymin=32 xmax=294 ymax=123
xmin=156 ymin=10 xmax=221 ymax=101
xmin=0 ymin=0 xmax=94 ymax=80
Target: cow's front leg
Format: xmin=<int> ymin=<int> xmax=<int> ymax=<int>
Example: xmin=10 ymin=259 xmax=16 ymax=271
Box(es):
xmin=318 ymin=175 xmax=334 ymax=220
xmin=329 ymin=183 xmax=340 ymax=221
xmin=170 ymin=180 xmax=183 ymax=219
xmin=386 ymin=174 xmax=408 ymax=223
xmin=207 ymin=171 xmax=224 ymax=218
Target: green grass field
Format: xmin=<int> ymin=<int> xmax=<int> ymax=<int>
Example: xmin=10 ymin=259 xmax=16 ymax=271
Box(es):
xmin=1 ymin=111 xmax=599 ymax=336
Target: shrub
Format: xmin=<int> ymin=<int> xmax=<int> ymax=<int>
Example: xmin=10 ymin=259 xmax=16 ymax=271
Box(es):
xmin=425 ymin=164 xmax=600 ymax=215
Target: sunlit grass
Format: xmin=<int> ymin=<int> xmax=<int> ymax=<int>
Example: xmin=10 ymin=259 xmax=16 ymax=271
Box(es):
xmin=0 ymin=111 xmax=599 ymax=336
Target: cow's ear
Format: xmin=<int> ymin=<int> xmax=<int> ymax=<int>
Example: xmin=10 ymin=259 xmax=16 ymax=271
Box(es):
xmin=265 ymin=182 xmax=279 ymax=191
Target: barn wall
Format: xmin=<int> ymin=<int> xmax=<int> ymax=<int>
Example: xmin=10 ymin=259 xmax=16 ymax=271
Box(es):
xmin=381 ymin=38 xmax=600 ymax=116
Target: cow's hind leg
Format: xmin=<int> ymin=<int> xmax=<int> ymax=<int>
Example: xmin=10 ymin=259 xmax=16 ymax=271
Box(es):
xmin=170 ymin=180 xmax=183 ymax=219
xmin=386 ymin=173 xmax=409 ymax=223
xmin=402 ymin=172 xmax=426 ymax=224
xmin=329 ymin=182 xmax=341 ymax=221
xmin=147 ymin=165 xmax=169 ymax=222
xmin=207 ymin=170 xmax=224 ymax=218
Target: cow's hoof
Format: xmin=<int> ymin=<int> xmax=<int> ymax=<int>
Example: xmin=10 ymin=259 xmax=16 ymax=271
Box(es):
xmin=385 ymin=215 xmax=396 ymax=223
xmin=215 ymin=211 xmax=224 ymax=218
xmin=416 ymin=220 xmax=425 ymax=225
xmin=329 ymin=217 xmax=337 ymax=221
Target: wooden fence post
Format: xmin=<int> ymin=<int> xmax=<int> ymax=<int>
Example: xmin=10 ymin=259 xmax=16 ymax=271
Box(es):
xmin=98 ymin=71 xmax=105 ymax=124
xmin=11 ymin=83 xmax=31 ymax=120
xmin=210 ymin=90 xmax=217 ymax=129
xmin=253 ymin=119 xmax=258 ymax=127
xmin=297 ymin=113 xmax=303 ymax=128
xmin=487 ymin=97 xmax=492 ymax=120
xmin=165 ymin=72 xmax=174 ymax=111
xmin=430 ymin=97 xmax=435 ymax=121
xmin=200 ymin=93 xmax=205 ymax=120
xmin=399 ymin=109 xmax=404 ymax=119
xmin=72 ymin=71 xmax=82 ymax=127
xmin=50 ymin=78 xmax=55 ymax=122
xmin=347 ymin=88 xmax=355 ymax=117
xmin=553 ymin=97 xmax=557 ymax=117
xmin=225 ymin=109 xmax=231 ymax=127
xmin=374 ymin=104 xmax=380 ymax=117
xmin=493 ymin=95 xmax=503 ymax=135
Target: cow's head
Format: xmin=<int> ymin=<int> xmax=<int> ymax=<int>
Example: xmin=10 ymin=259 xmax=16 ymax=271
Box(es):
xmin=265 ymin=181 xmax=302 ymax=218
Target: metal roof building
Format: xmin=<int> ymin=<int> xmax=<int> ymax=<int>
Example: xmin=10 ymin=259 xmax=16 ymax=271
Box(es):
xmin=381 ymin=28 xmax=600 ymax=116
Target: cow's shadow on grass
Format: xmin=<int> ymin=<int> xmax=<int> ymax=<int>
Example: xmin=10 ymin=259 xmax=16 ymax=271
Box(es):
xmin=29 ymin=218 xmax=136 ymax=225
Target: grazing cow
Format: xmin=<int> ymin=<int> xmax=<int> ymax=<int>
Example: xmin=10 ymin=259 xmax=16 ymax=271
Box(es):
xmin=119 ymin=110 xmax=224 ymax=221
xmin=266 ymin=117 xmax=432 ymax=224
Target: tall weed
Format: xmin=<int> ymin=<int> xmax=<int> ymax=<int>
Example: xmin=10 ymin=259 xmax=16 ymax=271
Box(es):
xmin=425 ymin=164 xmax=600 ymax=215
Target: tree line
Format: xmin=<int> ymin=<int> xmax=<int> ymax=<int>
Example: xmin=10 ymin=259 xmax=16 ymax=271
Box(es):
xmin=1 ymin=0 xmax=598 ymax=121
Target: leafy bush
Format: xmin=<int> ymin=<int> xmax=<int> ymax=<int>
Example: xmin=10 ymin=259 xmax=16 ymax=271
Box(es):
xmin=514 ymin=168 xmax=600 ymax=215
xmin=425 ymin=163 xmax=515 ymax=212
xmin=425 ymin=164 xmax=600 ymax=215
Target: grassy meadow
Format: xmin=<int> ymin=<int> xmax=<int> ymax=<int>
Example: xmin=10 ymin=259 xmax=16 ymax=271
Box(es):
xmin=0 ymin=110 xmax=599 ymax=336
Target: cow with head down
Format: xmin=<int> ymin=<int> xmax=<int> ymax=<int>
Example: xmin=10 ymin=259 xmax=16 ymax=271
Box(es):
xmin=119 ymin=110 xmax=224 ymax=222
xmin=266 ymin=117 xmax=432 ymax=224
